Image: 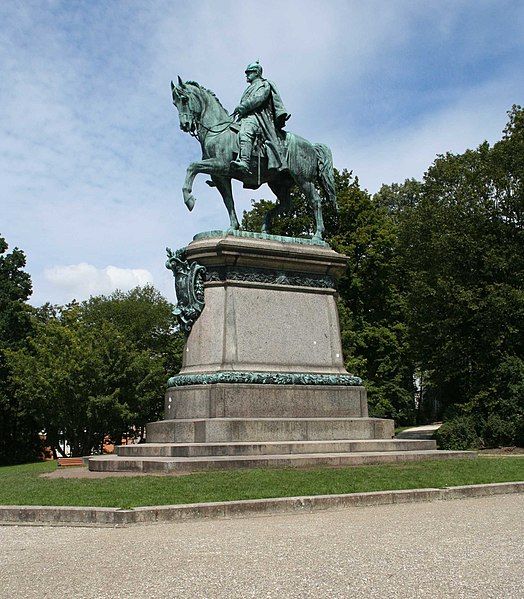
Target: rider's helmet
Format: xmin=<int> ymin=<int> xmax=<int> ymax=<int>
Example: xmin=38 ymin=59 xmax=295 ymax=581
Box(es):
xmin=245 ymin=60 xmax=262 ymax=76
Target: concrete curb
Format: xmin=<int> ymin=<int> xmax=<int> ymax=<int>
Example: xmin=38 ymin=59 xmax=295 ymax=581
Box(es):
xmin=1 ymin=481 xmax=522 ymax=527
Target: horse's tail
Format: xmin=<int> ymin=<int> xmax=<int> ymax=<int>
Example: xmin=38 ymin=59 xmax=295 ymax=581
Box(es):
xmin=314 ymin=143 xmax=338 ymax=210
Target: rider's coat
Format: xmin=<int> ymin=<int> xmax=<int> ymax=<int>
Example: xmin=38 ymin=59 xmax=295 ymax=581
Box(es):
xmin=237 ymin=78 xmax=290 ymax=172
xmin=238 ymin=78 xmax=290 ymax=129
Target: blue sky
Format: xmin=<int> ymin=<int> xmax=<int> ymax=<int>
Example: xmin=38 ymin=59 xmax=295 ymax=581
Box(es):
xmin=1 ymin=0 xmax=523 ymax=305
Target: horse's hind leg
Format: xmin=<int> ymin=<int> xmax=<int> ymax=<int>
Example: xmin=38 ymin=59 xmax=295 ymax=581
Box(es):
xmin=297 ymin=181 xmax=324 ymax=240
xmin=262 ymin=181 xmax=292 ymax=233
xmin=212 ymin=176 xmax=240 ymax=231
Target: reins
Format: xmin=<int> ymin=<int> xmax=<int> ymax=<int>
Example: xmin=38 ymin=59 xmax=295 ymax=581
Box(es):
xmin=183 ymin=103 xmax=234 ymax=137
xmin=198 ymin=118 xmax=235 ymax=134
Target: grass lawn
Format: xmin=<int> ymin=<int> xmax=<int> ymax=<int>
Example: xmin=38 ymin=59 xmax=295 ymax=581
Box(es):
xmin=0 ymin=457 xmax=522 ymax=509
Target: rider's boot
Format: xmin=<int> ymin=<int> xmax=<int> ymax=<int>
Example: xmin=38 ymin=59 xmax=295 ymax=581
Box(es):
xmin=231 ymin=138 xmax=253 ymax=174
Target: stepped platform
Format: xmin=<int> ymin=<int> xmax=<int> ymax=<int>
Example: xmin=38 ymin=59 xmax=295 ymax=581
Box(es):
xmin=88 ymin=433 xmax=475 ymax=473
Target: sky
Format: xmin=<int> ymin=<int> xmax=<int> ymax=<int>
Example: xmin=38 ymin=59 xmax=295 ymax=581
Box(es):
xmin=1 ymin=0 xmax=523 ymax=306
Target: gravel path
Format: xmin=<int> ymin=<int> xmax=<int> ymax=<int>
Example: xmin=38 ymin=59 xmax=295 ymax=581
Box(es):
xmin=1 ymin=494 xmax=522 ymax=598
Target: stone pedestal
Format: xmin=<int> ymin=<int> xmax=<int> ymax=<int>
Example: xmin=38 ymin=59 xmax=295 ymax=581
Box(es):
xmin=178 ymin=233 xmax=350 ymax=376
xmin=89 ymin=232 xmax=472 ymax=473
xmin=163 ymin=233 xmax=367 ymax=428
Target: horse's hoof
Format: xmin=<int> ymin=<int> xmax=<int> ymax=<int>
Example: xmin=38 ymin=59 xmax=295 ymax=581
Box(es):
xmin=184 ymin=195 xmax=196 ymax=211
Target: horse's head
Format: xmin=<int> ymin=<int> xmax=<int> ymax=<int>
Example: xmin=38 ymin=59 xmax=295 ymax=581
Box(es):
xmin=171 ymin=76 xmax=201 ymax=134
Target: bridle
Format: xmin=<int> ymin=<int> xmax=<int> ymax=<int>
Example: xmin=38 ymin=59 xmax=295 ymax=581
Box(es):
xmin=174 ymin=91 xmax=233 ymax=139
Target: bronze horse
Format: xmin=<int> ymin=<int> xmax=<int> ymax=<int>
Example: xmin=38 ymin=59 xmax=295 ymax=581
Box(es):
xmin=171 ymin=77 xmax=337 ymax=240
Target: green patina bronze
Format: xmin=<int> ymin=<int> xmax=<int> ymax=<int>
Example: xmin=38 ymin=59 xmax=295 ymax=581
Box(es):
xmin=167 ymin=371 xmax=362 ymax=388
xmin=165 ymin=247 xmax=206 ymax=335
xmin=192 ymin=229 xmax=329 ymax=247
xmin=230 ymin=60 xmax=290 ymax=175
xmin=171 ymin=62 xmax=338 ymax=241
xmin=205 ymin=265 xmax=334 ymax=289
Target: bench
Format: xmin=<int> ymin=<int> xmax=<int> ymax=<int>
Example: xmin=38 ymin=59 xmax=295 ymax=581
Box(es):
xmin=57 ymin=457 xmax=85 ymax=467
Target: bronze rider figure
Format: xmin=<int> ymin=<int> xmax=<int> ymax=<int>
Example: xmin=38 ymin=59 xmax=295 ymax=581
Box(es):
xmin=231 ymin=61 xmax=290 ymax=175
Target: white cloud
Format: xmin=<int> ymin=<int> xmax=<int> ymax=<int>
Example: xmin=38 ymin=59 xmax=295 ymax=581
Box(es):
xmin=44 ymin=263 xmax=153 ymax=302
xmin=332 ymin=72 xmax=520 ymax=193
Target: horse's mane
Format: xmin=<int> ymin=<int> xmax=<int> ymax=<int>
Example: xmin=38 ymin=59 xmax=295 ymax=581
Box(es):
xmin=185 ymin=81 xmax=228 ymax=113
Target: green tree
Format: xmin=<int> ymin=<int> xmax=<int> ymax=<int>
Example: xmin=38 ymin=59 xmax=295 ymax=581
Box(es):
xmin=0 ymin=236 xmax=37 ymax=464
xmin=80 ymin=285 xmax=184 ymax=388
xmin=330 ymin=172 xmax=415 ymax=423
xmin=384 ymin=106 xmax=524 ymax=441
xmin=6 ymin=287 xmax=184 ymax=457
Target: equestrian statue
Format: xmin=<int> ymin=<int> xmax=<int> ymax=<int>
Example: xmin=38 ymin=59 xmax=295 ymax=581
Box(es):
xmin=171 ymin=61 xmax=337 ymax=241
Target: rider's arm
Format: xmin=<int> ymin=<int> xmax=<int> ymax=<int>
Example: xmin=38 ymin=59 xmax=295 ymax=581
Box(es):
xmin=236 ymin=81 xmax=271 ymax=116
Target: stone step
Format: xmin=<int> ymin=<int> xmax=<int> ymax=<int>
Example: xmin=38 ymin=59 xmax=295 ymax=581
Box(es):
xmin=146 ymin=417 xmax=394 ymax=443
xmin=116 ymin=438 xmax=437 ymax=457
xmin=88 ymin=449 xmax=476 ymax=473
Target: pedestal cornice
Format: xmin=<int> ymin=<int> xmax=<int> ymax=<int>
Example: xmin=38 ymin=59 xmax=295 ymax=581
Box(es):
xmin=185 ymin=231 xmax=349 ymax=279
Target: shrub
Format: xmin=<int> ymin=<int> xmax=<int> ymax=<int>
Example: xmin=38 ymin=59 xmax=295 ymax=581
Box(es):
xmin=482 ymin=414 xmax=517 ymax=448
xmin=434 ymin=416 xmax=482 ymax=450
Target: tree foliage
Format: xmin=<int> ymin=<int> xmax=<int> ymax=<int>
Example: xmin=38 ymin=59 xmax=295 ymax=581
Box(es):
xmin=379 ymin=105 xmax=524 ymax=440
xmin=329 ymin=172 xmax=415 ymax=423
xmin=5 ymin=286 xmax=184 ymax=458
xmin=0 ymin=236 xmax=37 ymax=464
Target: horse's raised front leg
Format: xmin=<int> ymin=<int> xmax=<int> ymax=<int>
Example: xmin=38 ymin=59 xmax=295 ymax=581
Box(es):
xmin=298 ymin=181 xmax=325 ymax=240
xmin=182 ymin=159 xmax=228 ymax=211
xmin=211 ymin=176 xmax=240 ymax=231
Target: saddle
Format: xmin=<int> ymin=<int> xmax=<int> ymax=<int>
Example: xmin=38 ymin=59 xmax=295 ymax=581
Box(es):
xmin=207 ymin=128 xmax=289 ymax=190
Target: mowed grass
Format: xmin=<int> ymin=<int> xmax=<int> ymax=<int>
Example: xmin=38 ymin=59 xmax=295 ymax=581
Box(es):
xmin=0 ymin=457 xmax=522 ymax=509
